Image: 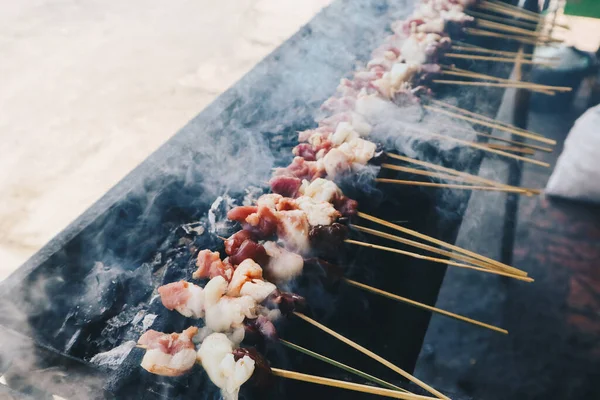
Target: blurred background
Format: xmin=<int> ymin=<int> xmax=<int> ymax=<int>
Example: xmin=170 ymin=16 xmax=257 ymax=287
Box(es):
xmin=0 ymin=0 xmax=333 ymax=281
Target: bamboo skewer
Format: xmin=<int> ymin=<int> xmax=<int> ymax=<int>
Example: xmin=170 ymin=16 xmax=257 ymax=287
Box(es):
xmin=463 ymin=28 xmax=545 ymax=45
xmin=464 ymin=10 xmax=540 ymax=30
xmin=139 ymin=341 xmax=412 ymax=397
xmin=345 ymin=239 xmax=531 ymax=280
xmin=279 ymin=339 xmax=408 ymax=393
xmin=441 ymin=67 xmax=572 ymax=93
xmin=469 ymin=129 xmax=553 ymax=153
xmin=344 ymin=279 xmax=509 ymax=334
xmin=428 ymin=99 xmax=550 ymax=138
xmin=271 ymin=368 xmax=437 ymax=400
xmin=478 ymin=0 xmax=565 ymax=27
xmin=357 ymin=212 xmax=527 ymax=277
xmin=484 ymin=0 xmax=547 ymax=19
xmin=424 ymin=105 xmax=556 ymax=145
xmin=482 ymin=0 xmax=569 ymax=29
xmin=375 ymin=178 xmax=539 ymax=194
xmin=349 ymin=224 xmax=530 ymax=276
xmin=432 ymin=79 xmax=556 ymax=90
xmin=384 ymin=153 xmax=541 ymax=195
xmin=381 ymin=163 xmax=502 ymax=186
xmin=293 ymin=312 xmax=450 ymax=400
xmin=485 ymin=143 xmax=534 ymax=155
xmin=439 ymin=71 xmax=555 ymax=95
xmin=444 ymin=53 xmax=556 ymax=65
xmin=451 ymin=45 xmax=556 ymax=60
xmin=475 ymin=19 xmax=557 ymax=40
xmin=416 ymin=129 xmax=551 ymax=167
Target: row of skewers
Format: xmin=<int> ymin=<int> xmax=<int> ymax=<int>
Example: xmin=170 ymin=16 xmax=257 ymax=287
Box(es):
xmin=124 ymin=1 xmax=566 ymax=399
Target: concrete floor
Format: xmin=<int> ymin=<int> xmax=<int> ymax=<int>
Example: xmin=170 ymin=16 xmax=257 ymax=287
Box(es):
xmin=0 ymin=0 xmax=331 ymax=281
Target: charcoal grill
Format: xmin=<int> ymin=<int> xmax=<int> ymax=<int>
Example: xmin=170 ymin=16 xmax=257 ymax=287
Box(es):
xmin=0 ymin=0 xmax=517 ymax=399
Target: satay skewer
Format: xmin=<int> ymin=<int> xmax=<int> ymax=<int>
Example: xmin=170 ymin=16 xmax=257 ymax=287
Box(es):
xmin=439 ymin=68 xmax=568 ymax=92
xmin=345 ymin=239 xmax=531 ymax=281
xmin=293 ymin=312 xmax=450 ymax=400
xmin=463 ymin=28 xmax=552 ymax=45
xmin=383 ymin=153 xmax=541 ymax=195
xmin=451 ymin=43 xmax=558 ymax=59
xmin=474 ymin=19 xmax=558 ymax=39
xmin=484 ymin=144 xmax=535 ymax=155
xmin=437 ymin=72 xmax=556 ymax=95
xmin=417 ymin=129 xmax=550 ymax=167
xmin=444 ymin=53 xmax=557 ymax=66
xmin=271 ymin=368 xmax=437 ymax=400
xmin=428 ymin=99 xmax=551 ymax=139
xmin=423 ymin=105 xmax=556 ymax=145
xmin=135 ymin=345 xmax=427 ymax=399
xmin=480 ymin=0 xmax=569 ymax=30
xmin=279 ymin=339 xmax=408 ymax=392
xmin=351 ymin=224 xmax=504 ymax=272
xmin=375 ymin=178 xmax=539 ymax=194
xmin=432 ymin=79 xmax=558 ymax=91
xmin=463 ymin=10 xmax=540 ymax=30
xmin=380 ymin=163 xmax=539 ymax=192
xmin=357 ymin=212 xmax=527 ymax=277
xmin=344 ymin=279 xmax=508 ymax=334
xmin=469 ymin=129 xmax=553 ymax=153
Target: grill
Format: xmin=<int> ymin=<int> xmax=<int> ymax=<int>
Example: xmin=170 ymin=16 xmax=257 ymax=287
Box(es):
xmin=0 ymin=0 xmax=515 ymax=398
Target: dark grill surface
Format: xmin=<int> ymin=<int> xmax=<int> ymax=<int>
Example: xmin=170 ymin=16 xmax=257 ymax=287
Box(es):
xmin=0 ymin=0 xmax=514 ymax=399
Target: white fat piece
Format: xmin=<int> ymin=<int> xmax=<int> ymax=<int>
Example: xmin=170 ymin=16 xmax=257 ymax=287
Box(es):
xmin=256 ymin=194 xmax=283 ymax=210
xmin=140 ymin=348 xmax=197 ymax=377
xmin=198 ymin=333 xmax=255 ymax=400
xmin=302 ymin=178 xmax=342 ymax=203
xmin=204 ymin=276 xmax=257 ymax=334
xmin=400 ymin=35 xmax=428 ymax=65
xmin=295 ymin=196 xmax=340 ymax=226
xmin=176 ymin=284 xmax=205 ymax=319
xmin=322 ymin=148 xmax=352 ymax=178
xmin=389 ymin=63 xmax=419 ymax=89
xmin=331 ymin=121 xmax=360 ymax=146
xmin=337 ymin=138 xmax=377 ymax=166
xmin=229 ymin=259 xmax=277 ymax=303
xmin=263 ymin=241 xmax=304 ymax=283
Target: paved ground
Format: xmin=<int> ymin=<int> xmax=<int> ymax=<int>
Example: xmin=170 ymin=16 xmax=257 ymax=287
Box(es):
xmin=0 ymin=0 xmax=331 ymax=281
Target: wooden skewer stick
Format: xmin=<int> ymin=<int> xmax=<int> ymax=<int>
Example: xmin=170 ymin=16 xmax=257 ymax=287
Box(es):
xmin=357 ymin=212 xmax=527 ymax=277
xmin=484 ymin=0 xmax=546 ymax=19
xmin=451 ymin=45 xmax=555 ymax=59
xmin=344 ymin=279 xmax=509 ymax=334
xmin=475 ymin=19 xmax=559 ymax=40
xmin=375 ymin=178 xmax=540 ymax=194
xmin=464 ymin=10 xmax=540 ymax=30
xmin=293 ymin=312 xmax=450 ymax=400
xmin=470 ymin=129 xmax=553 ymax=153
xmin=463 ymin=28 xmax=546 ymax=45
xmin=279 ymin=339 xmax=409 ymax=393
xmin=441 ymin=67 xmax=572 ymax=92
xmin=271 ymin=368 xmax=437 ymax=400
xmin=439 ymin=71 xmax=555 ymax=95
xmin=484 ymin=143 xmax=535 ymax=155
xmin=382 ymin=163 xmax=541 ymax=195
xmin=444 ymin=53 xmax=557 ymax=66
xmin=381 ymin=163 xmax=500 ymax=186
xmin=483 ymin=0 xmax=569 ymax=29
xmin=478 ymin=0 xmax=565 ymax=27
xmin=432 ymin=79 xmax=556 ymax=91
xmin=428 ymin=99 xmax=550 ymax=138
xmin=384 ymin=153 xmax=541 ymax=195
xmin=345 ymin=239 xmax=531 ymax=280
xmin=414 ymin=128 xmax=551 ymax=167
xmin=424 ymin=105 xmax=556 ymax=145
xmin=350 ymin=224 xmax=514 ymax=274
